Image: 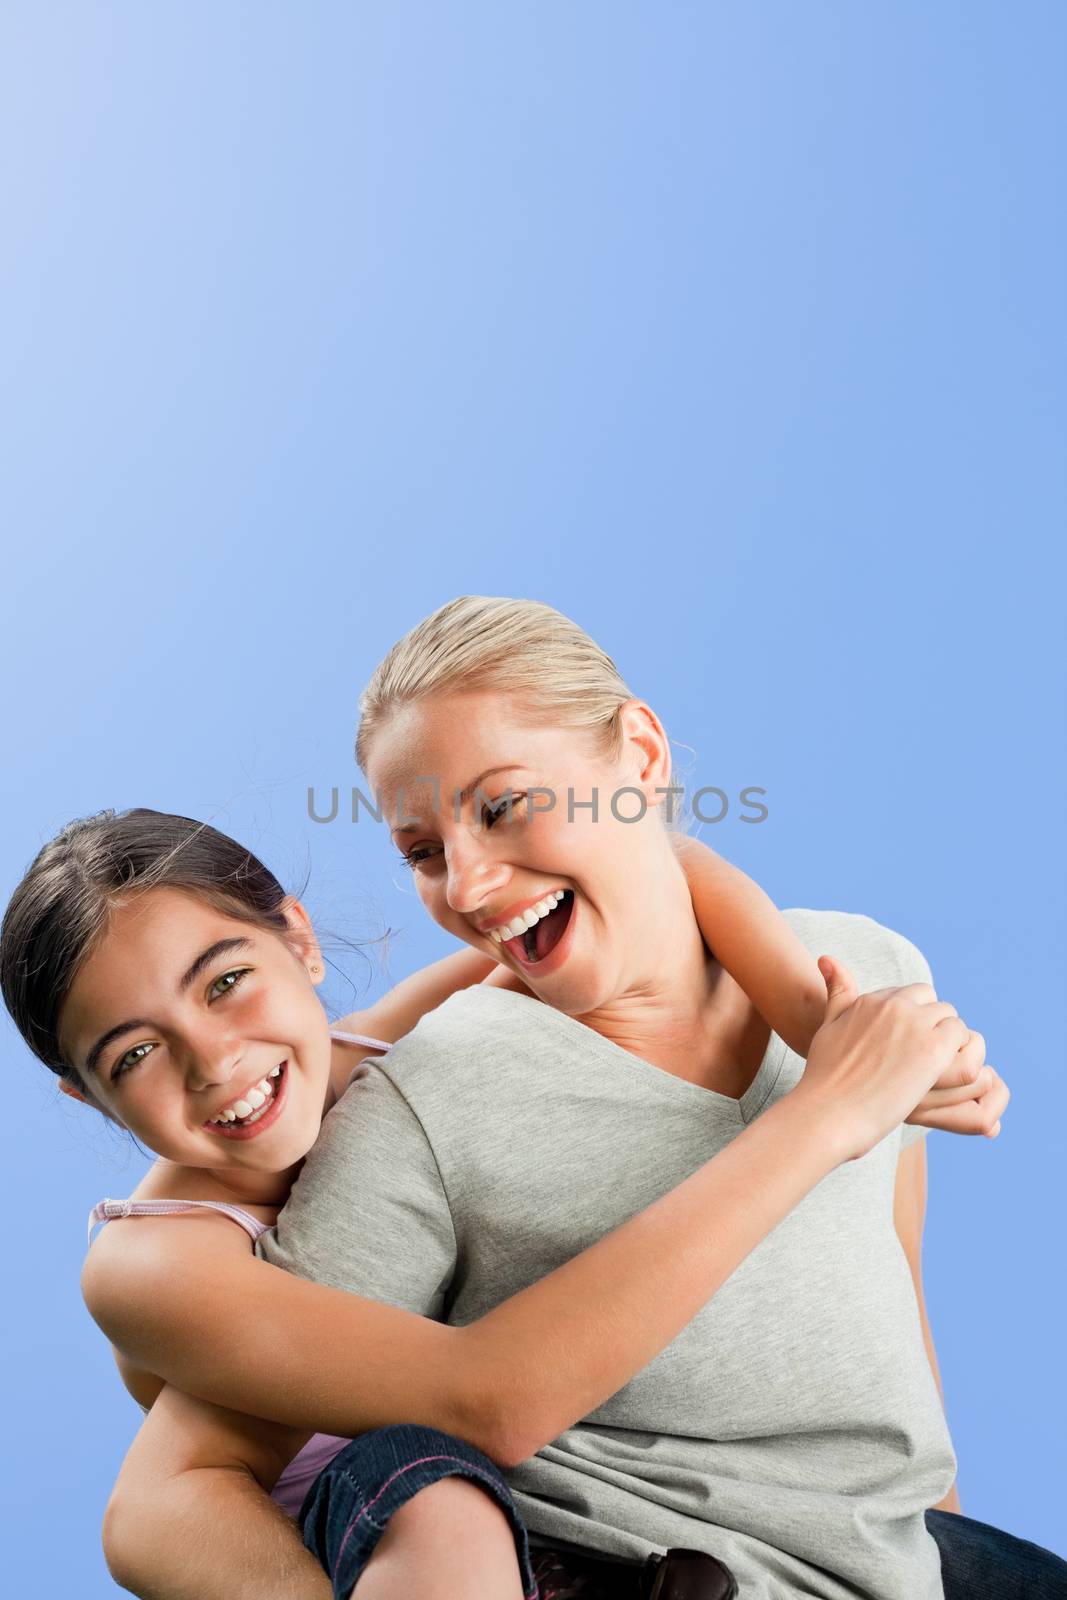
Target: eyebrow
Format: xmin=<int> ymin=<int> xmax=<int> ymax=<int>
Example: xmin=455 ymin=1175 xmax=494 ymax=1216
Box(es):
xmin=82 ymin=936 xmax=253 ymax=1077
xmin=391 ymin=766 xmax=523 ymax=836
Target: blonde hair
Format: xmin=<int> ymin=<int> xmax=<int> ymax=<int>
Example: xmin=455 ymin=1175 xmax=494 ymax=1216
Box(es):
xmin=356 ymin=596 xmax=637 ymax=773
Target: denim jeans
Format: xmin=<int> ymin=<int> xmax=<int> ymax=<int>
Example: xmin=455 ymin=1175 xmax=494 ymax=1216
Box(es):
xmin=926 ymin=1507 xmax=1067 ymax=1599
xmin=300 ymin=1425 xmax=1067 ymax=1600
xmin=299 ymin=1424 xmax=539 ymax=1599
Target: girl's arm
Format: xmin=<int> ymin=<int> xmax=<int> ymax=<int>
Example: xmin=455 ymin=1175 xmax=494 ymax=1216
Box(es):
xmin=671 ymin=838 xmax=1007 ymax=1138
xmin=332 ymin=947 xmax=500 ymax=1046
xmin=671 ymin=835 xmax=826 ymax=1056
xmin=101 ymin=961 xmax=979 ymax=1597
xmin=87 ymin=1084 xmax=850 ymax=1475
xmin=333 ymin=845 xmax=822 ymax=1062
xmin=102 ymin=1085 xmax=851 ymax=1599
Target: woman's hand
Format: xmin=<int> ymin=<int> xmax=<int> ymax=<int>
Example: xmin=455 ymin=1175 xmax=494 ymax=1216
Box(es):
xmin=796 ymin=957 xmax=999 ymax=1162
xmin=810 ymin=957 xmax=1009 ymax=1144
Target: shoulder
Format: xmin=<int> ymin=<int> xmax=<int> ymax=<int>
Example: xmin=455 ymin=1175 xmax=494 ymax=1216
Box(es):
xmin=82 ymin=1206 xmax=252 ymax=1337
xmin=781 ymin=908 xmax=933 ymax=991
xmin=369 ymin=983 xmax=550 ymax=1088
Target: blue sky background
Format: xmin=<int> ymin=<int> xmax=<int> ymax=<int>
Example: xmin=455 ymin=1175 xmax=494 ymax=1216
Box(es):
xmin=1 ymin=3 xmax=1063 ymax=1591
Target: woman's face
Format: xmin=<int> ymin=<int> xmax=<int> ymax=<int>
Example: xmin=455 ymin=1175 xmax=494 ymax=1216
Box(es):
xmin=368 ymin=690 xmax=682 ymax=1017
xmin=58 ymin=886 xmax=333 ymax=1175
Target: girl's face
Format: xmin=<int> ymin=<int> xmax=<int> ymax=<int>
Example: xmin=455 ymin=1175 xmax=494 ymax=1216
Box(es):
xmin=57 ymin=886 xmax=334 ymax=1177
xmin=368 ymin=690 xmax=683 ymax=1017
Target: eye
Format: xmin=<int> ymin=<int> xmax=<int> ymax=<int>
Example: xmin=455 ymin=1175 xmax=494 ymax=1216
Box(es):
xmin=399 ymin=845 xmax=440 ymax=869
xmin=111 ymin=1041 xmax=156 ymax=1081
xmin=208 ymin=967 xmax=253 ymax=1000
xmin=482 ymin=793 xmax=524 ymax=829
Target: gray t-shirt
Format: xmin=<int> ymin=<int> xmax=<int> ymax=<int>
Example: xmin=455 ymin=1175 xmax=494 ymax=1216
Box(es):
xmin=259 ymin=909 xmax=956 ymax=1600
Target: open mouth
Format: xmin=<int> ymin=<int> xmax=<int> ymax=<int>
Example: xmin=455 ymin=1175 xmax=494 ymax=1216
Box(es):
xmin=498 ymin=889 xmax=575 ymax=968
xmin=205 ymin=1060 xmax=288 ymax=1142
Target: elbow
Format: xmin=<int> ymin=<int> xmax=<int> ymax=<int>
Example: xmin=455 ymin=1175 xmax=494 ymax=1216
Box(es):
xmin=484 ymin=1420 xmax=532 ymax=1473
xmin=453 ymin=1333 xmax=546 ymax=1471
xmin=454 ymin=1383 xmax=533 ymax=1472
xmin=466 ymin=1392 xmax=545 ymax=1472
xmin=102 ymin=1485 xmax=145 ymax=1592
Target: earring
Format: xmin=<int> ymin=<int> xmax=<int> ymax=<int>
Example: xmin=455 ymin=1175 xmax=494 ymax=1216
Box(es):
xmin=310 ymin=962 xmax=321 ymax=974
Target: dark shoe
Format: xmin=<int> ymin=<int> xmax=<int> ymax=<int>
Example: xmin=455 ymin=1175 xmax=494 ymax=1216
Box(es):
xmin=640 ymin=1547 xmax=739 ymax=1600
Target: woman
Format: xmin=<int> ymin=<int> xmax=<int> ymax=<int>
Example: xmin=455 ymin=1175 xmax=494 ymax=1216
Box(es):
xmin=3 ymin=806 xmax=970 ymax=1598
xmin=85 ymin=598 xmax=1057 ymax=1600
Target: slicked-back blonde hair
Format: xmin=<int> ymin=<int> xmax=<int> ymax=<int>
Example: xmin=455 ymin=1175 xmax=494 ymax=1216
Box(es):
xmin=356 ymin=596 xmax=638 ymax=774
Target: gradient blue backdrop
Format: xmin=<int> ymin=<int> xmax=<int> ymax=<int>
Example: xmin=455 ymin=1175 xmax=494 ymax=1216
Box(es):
xmin=1 ymin=3 xmax=1063 ymax=1589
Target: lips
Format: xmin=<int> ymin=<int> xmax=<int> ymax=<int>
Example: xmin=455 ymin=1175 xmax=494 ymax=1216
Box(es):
xmin=501 ymin=889 xmax=576 ymax=968
xmin=205 ymin=1061 xmax=289 ymax=1142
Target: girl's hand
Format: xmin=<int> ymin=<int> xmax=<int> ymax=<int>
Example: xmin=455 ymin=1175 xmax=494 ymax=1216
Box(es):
xmin=797 ymin=956 xmax=987 ymax=1162
xmin=803 ymin=956 xmax=1009 ymax=1147
xmin=906 ymin=1044 xmax=1009 ymax=1139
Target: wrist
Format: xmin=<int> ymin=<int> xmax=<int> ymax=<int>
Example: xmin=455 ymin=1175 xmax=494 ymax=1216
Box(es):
xmin=772 ymin=1085 xmax=853 ymax=1171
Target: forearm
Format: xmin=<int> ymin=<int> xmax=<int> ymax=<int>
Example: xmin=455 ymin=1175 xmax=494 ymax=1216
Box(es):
xmin=345 ymin=948 xmax=497 ymax=1042
xmin=672 ymin=837 xmax=826 ymax=1056
xmin=461 ymin=1091 xmax=845 ymax=1465
xmin=105 ymin=1464 xmax=330 ymax=1600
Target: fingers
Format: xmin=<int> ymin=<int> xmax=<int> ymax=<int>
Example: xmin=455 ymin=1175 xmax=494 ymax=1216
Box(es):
xmin=818 ymin=955 xmax=857 ymax=1019
xmin=909 ymin=1066 xmax=1010 ymax=1138
xmin=896 ymin=982 xmax=940 ymax=1006
xmin=932 ymin=1014 xmax=972 ymax=1056
xmin=935 ymin=1027 xmax=986 ymax=1087
xmin=924 ymin=1064 xmax=994 ymax=1104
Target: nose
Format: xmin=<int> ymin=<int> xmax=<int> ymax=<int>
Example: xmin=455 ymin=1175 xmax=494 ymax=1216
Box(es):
xmin=444 ymin=839 xmax=512 ymax=917
xmin=184 ymin=1036 xmax=245 ymax=1093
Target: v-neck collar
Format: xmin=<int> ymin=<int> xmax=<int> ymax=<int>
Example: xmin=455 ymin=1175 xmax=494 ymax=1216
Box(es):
xmin=458 ymin=986 xmax=790 ymax=1124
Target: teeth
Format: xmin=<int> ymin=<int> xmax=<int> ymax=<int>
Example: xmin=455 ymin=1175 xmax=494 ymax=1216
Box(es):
xmin=489 ymin=892 xmax=566 ymax=944
xmin=212 ymin=1067 xmax=284 ymax=1126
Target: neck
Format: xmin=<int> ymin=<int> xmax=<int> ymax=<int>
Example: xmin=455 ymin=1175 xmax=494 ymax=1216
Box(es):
xmin=575 ymin=851 xmax=765 ymax=1089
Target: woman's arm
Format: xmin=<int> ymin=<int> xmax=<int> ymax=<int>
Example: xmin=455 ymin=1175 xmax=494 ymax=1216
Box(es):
xmin=894 ymin=1139 xmax=962 ymax=1514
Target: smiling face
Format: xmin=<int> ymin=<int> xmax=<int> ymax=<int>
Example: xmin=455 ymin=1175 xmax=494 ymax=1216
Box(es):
xmin=57 ymin=886 xmax=334 ymax=1179
xmin=367 ymin=689 xmax=690 ymax=1017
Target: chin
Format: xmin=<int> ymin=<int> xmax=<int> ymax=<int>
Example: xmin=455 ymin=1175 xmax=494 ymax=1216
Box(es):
xmin=530 ymin=965 xmax=613 ymax=1017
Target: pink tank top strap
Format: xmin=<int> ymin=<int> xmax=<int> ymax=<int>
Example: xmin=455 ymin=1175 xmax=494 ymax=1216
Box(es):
xmin=329 ymin=1027 xmax=391 ymax=1051
xmin=87 ymin=1197 xmax=269 ymax=1248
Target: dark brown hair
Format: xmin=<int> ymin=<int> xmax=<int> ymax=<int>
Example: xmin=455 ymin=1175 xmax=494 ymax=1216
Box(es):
xmin=1 ymin=808 xmax=300 ymax=1087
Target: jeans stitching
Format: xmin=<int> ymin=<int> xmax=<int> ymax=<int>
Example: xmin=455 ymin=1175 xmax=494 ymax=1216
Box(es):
xmin=332 ymin=1452 xmax=532 ymax=1589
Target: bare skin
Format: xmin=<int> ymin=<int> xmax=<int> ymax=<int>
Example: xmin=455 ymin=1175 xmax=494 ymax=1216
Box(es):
xmin=64 ymin=700 xmax=1007 ymax=1595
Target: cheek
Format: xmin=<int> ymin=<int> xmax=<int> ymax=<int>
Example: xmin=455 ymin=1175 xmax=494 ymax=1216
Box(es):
xmin=121 ymin=1083 xmax=183 ymax=1136
xmin=418 ymin=875 xmax=453 ymax=925
xmin=526 ymin=808 xmax=577 ymax=858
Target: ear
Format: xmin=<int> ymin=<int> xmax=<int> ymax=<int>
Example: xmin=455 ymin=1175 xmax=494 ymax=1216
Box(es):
xmin=280 ymin=897 xmax=325 ymax=986
xmin=59 ymin=1077 xmax=93 ymax=1108
xmin=616 ymin=699 xmax=673 ymax=805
